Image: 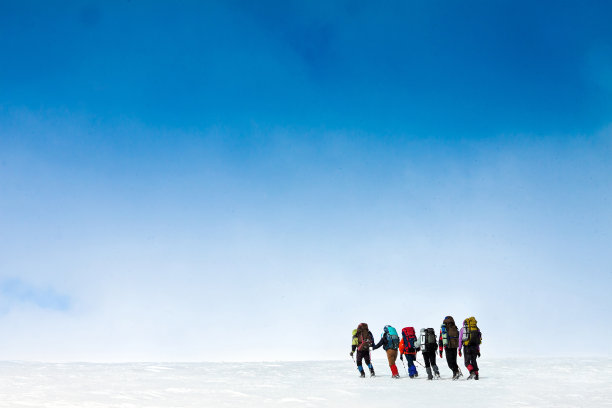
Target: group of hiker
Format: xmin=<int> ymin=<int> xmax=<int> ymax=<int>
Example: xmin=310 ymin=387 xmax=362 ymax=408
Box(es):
xmin=350 ymin=316 xmax=482 ymax=380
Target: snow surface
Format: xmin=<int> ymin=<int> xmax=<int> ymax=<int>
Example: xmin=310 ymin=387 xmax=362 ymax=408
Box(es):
xmin=0 ymin=358 xmax=610 ymax=407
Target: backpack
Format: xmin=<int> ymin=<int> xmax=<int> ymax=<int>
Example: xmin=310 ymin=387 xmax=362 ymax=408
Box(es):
xmin=420 ymin=328 xmax=437 ymax=353
xmin=357 ymin=323 xmax=372 ymax=351
xmin=352 ymin=329 xmax=358 ymax=347
xmin=402 ymin=327 xmax=417 ymax=353
xmin=441 ymin=316 xmax=459 ymax=348
xmin=383 ymin=325 xmax=400 ymax=350
xmin=463 ymin=317 xmax=481 ymax=346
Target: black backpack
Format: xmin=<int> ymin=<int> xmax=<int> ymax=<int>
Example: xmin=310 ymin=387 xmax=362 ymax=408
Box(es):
xmin=423 ymin=328 xmax=437 ymax=352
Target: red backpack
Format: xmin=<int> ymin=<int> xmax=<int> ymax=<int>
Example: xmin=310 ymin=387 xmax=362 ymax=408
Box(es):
xmin=402 ymin=327 xmax=417 ymax=352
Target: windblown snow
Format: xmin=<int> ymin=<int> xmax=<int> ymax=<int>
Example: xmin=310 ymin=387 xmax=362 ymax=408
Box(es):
xmin=0 ymin=358 xmax=610 ymax=407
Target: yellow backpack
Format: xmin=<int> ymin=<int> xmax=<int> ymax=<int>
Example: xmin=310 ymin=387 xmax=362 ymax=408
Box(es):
xmin=463 ymin=317 xmax=481 ymax=346
xmin=352 ymin=329 xmax=359 ymax=346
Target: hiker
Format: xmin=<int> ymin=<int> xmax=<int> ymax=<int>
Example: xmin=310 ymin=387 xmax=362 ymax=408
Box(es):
xmin=417 ymin=328 xmax=441 ymax=380
xmin=372 ymin=325 xmax=401 ymax=378
xmin=439 ymin=316 xmax=463 ymax=379
xmin=350 ymin=323 xmax=376 ymax=377
xmin=458 ymin=316 xmax=482 ymax=380
xmin=399 ymin=327 xmax=419 ymax=378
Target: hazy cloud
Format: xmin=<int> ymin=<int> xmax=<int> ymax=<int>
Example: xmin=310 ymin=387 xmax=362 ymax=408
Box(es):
xmin=0 ymin=278 xmax=71 ymax=312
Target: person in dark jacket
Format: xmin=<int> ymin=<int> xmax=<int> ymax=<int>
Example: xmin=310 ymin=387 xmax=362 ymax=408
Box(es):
xmin=372 ymin=325 xmax=400 ymax=378
xmin=350 ymin=323 xmax=376 ymax=377
xmin=417 ymin=328 xmax=441 ymax=380
xmin=458 ymin=317 xmax=482 ymax=380
xmin=439 ymin=316 xmax=463 ymax=380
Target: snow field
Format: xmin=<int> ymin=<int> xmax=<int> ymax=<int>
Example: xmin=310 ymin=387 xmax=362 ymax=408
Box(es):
xmin=0 ymin=358 xmax=610 ymax=407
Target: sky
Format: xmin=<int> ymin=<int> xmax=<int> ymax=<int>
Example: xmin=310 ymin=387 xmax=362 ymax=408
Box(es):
xmin=0 ymin=0 xmax=611 ymax=362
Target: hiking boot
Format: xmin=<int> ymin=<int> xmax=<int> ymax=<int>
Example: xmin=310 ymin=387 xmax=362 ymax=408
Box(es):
xmin=467 ymin=372 xmax=475 ymax=380
xmin=433 ymin=365 xmax=441 ymax=378
xmin=474 ymin=371 xmax=479 ymax=380
xmin=360 ymin=371 xmax=365 ymax=378
xmin=426 ymin=367 xmax=433 ymax=380
xmin=370 ymin=369 xmax=376 ymax=377
xmin=390 ymin=365 xmax=399 ymax=378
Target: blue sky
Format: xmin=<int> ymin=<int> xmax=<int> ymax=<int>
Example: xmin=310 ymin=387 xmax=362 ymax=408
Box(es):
xmin=0 ymin=1 xmax=611 ymax=361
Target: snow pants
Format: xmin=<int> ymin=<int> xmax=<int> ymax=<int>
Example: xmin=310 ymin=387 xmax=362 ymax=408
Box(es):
xmin=403 ymin=353 xmax=418 ymax=377
xmin=445 ymin=347 xmax=460 ymax=374
xmin=463 ymin=345 xmax=479 ymax=373
xmin=356 ymin=350 xmax=373 ymax=372
xmin=386 ymin=349 xmax=398 ymax=366
xmin=386 ymin=348 xmax=399 ymax=377
xmin=422 ymin=350 xmax=437 ymax=368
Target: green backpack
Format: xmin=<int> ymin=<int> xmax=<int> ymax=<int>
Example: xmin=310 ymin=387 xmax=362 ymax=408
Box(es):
xmin=383 ymin=325 xmax=400 ymax=350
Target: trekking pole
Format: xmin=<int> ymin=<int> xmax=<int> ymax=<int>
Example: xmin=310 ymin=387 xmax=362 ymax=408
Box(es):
xmin=401 ymin=357 xmax=408 ymax=375
xmin=415 ymin=359 xmax=426 ymax=368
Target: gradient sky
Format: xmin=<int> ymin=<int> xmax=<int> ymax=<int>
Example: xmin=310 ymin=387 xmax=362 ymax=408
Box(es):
xmin=1 ymin=1 xmax=611 ymax=361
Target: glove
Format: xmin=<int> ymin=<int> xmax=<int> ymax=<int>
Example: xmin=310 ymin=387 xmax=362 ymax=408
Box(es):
xmin=439 ymin=351 xmax=443 ymax=358
xmin=477 ymin=351 xmax=481 ymax=357
xmin=350 ymin=351 xmax=354 ymax=357
xmin=458 ymin=349 xmax=462 ymax=357
xmin=400 ymin=354 xmax=403 ymax=361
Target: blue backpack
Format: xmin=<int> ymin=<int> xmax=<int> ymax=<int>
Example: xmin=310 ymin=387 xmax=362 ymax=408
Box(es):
xmin=383 ymin=325 xmax=400 ymax=350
